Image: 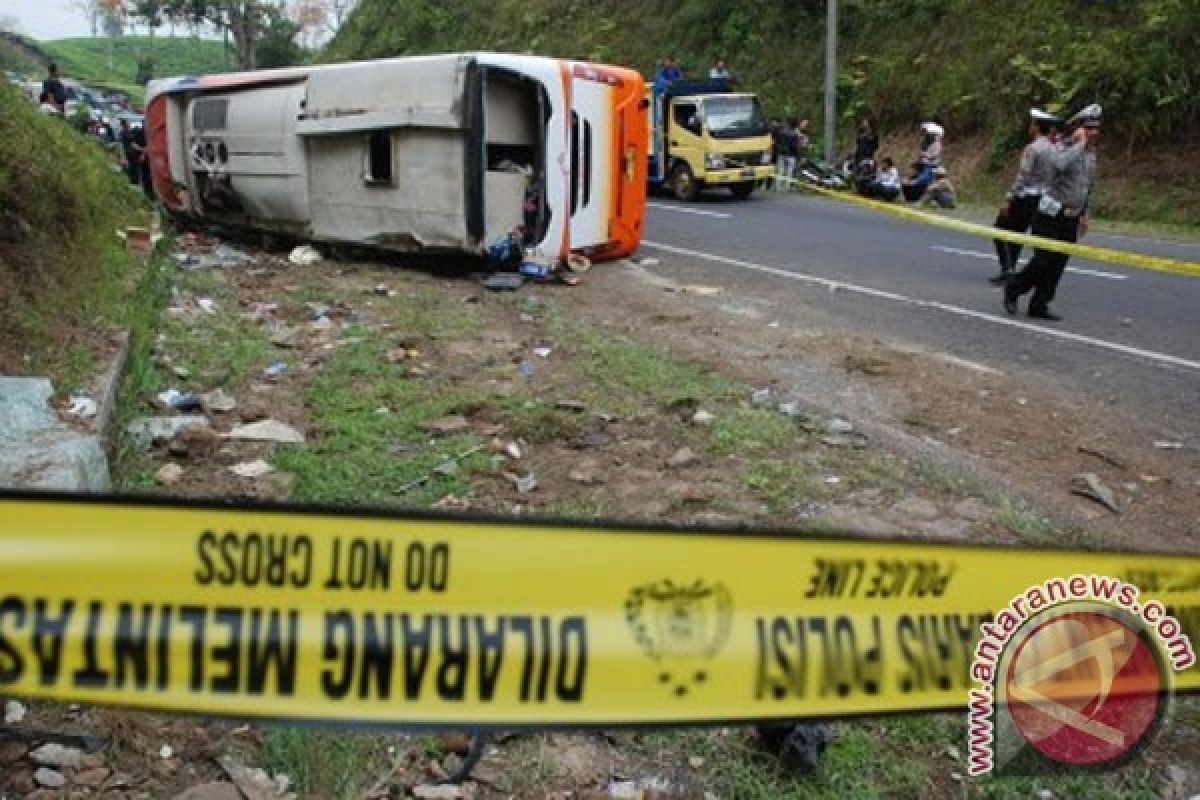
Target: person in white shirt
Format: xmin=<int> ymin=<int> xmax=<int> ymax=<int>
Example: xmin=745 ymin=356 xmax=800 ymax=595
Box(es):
xmin=870 ymin=157 xmax=901 ymax=201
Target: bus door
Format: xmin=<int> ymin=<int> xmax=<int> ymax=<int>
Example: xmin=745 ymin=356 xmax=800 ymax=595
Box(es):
xmin=567 ymin=70 xmax=614 ymax=251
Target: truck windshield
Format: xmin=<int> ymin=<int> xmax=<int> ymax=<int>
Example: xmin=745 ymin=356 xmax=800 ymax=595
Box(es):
xmin=703 ymin=96 xmax=767 ymax=138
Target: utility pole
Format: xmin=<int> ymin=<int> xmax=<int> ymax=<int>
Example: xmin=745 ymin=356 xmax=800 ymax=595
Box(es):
xmin=823 ymin=0 xmax=837 ymax=164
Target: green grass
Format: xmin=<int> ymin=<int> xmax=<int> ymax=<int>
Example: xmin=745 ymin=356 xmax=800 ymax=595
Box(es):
xmin=0 ymin=78 xmax=145 ymax=386
xmin=261 ymin=728 xmax=382 ymax=800
xmin=41 ymin=35 xmax=232 ymax=98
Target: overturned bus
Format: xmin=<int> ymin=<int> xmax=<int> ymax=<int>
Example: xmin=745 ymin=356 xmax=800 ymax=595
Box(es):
xmin=145 ymin=53 xmax=648 ymax=263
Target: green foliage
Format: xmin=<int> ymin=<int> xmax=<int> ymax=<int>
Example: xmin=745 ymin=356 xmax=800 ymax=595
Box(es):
xmin=0 ymin=79 xmax=143 ymax=376
xmin=256 ymin=6 xmax=305 ymax=69
xmin=325 ymin=0 xmax=1199 ymax=149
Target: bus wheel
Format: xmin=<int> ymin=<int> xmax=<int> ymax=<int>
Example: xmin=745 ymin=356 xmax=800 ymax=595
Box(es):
xmin=671 ymin=163 xmax=699 ymax=202
xmin=731 ymin=183 xmax=755 ymax=200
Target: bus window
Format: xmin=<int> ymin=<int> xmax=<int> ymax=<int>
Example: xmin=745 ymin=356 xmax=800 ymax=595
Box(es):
xmin=583 ymin=119 xmax=592 ymax=209
xmin=570 ymin=111 xmax=580 ymax=216
xmin=366 ymin=130 xmax=393 ymax=186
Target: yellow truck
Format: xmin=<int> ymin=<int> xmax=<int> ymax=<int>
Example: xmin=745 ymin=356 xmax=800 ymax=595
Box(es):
xmin=647 ymin=78 xmax=774 ymax=201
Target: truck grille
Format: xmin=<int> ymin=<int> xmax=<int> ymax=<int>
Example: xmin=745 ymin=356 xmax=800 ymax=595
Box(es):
xmin=723 ymin=151 xmax=766 ymax=168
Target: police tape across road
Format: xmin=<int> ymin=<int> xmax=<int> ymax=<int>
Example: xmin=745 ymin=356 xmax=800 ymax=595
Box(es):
xmin=775 ymin=176 xmax=1200 ymax=279
xmin=1 ymin=493 xmax=1197 ymax=727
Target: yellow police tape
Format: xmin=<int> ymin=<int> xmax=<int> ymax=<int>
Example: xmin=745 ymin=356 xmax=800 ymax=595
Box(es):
xmin=1 ymin=493 xmax=1197 ymax=727
xmin=781 ymin=177 xmax=1200 ymax=278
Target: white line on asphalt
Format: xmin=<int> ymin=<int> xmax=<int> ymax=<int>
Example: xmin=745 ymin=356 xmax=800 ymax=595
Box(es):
xmin=642 ymin=240 xmax=1200 ymax=373
xmin=931 ymin=245 xmax=1128 ymax=280
xmin=647 ymin=202 xmax=732 ymax=219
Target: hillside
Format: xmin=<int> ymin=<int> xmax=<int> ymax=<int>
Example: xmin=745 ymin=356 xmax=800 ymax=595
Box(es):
xmin=325 ymin=0 xmax=1200 ymax=226
xmin=40 ymin=35 xmax=232 ymax=100
xmin=0 ymin=80 xmax=144 ymax=382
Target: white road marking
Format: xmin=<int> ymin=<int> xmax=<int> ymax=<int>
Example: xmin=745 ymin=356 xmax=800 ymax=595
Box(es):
xmin=647 ymin=202 xmax=732 ymax=219
xmin=931 ymin=245 xmax=1128 ymax=280
xmin=642 ymin=240 xmax=1200 ymax=373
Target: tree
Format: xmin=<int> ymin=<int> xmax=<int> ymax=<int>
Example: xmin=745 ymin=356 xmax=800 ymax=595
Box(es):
xmin=69 ymin=0 xmax=102 ymax=36
xmin=257 ymin=4 xmax=302 ymax=67
xmin=186 ymin=2 xmax=271 ymax=70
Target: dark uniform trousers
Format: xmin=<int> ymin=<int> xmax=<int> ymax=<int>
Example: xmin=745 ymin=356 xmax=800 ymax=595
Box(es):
xmin=992 ymin=194 xmax=1038 ymax=272
xmin=1006 ymin=210 xmax=1079 ymax=313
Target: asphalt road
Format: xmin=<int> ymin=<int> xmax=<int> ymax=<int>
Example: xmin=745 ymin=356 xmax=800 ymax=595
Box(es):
xmin=640 ymin=191 xmax=1200 ymax=438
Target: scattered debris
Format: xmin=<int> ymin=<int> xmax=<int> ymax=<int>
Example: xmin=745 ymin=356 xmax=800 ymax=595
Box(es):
xmin=1071 ymin=472 xmax=1121 ymax=514
xmin=372 ymin=283 xmax=397 ymax=296
xmin=4 ymin=700 xmax=26 ymax=724
xmin=777 ymin=401 xmax=807 ymax=418
xmin=667 ymin=447 xmax=700 ymax=469
xmin=227 ymin=420 xmax=306 ymax=444
xmin=751 ymin=387 xmax=771 ymax=404
xmin=434 ymin=460 xmax=460 ymax=477
xmin=555 ymin=400 xmax=587 ymax=412
xmin=288 ymin=245 xmax=323 ymax=266
xmin=1154 ymin=440 xmax=1184 ymax=450
xmin=172 ymin=365 xmax=192 ymax=379
xmin=155 ymin=463 xmax=184 ymax=485
xmin=570 ymin=430 xmax=615 ymax=449
xmin=503 ymin=441 xmax=522 ymax=460
xmin=395 ymin=445 xmax=485 ymax=496
xmin=419 ymin=415 xmax=471 ymax=436
xmin=201 ymin=388 xmax=237 ymax=413
xmin=825 ymin=416 xmax=855 ymax=435
xmin=196 ymin=297 xmax=218 ymax=314
xmin=688 ymin=755 xmax=705 ymax=769
xmin=821 ymin=432 xmax=869 ymax=448
xmin=691 ymin=409 xmax=716 ymax=426
xmin=264 ymin=361 xmax=288 ymax=377
xmin=634 ymin=256 xmax=660 ymax=266
xmin=411 ymin=785 xmax=465 ymax=800
xmin=66 ymin=394 xmax=98 ymax=418
xmin=533 ymin=346 xmax=553 ymax=358
xmin=160 ymin=744 xmax=174 ymax=760
xmin=1077 ymin=444 xmax=1126 ymax=470
xmin=158 ymin=388 xmax=204 ymax=412
xmin=505 ymin=472 xmax=539 ymax=493
xmin=230 ymin=460 xmax=274 ymax=479
xmin=569 ymin=465 xmax=603 ymax=485
xmin=270 ymin=328 xmax=300 ymax=348
xmin=29 ymin=743 xmax=85 ymax=768
xmin=218 ymin=755 xmax=295 ymax=800
xmin=483 ymin=273 xmax=524 ymax=291
xmin=679 ymin=285 xmax=722 ymax=296
xmin=127 ymin=416 xmax=210 ymax=449
xmin=33 ymin=767 xmax=66 ymax=789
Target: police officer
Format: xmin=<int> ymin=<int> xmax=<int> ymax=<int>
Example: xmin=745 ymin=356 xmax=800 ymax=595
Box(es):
xmin=1004 ymin=104 xmax=1102 ymax=321
xmin=990 ymin=108 xmax=1059 ymax=285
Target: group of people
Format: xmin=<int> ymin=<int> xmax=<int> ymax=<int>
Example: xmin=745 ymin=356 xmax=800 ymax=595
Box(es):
xmin=35 ymin=62 xmax=153 ymax=198
xmin=996 ymin=104 xmax=1103 ymax=321
xmin=768 ymin=118 xmax=811 ymax=190
xmin=652 ymin=56 xmax=736 ymax=91
xmin=852 ymin=119 xmax=955 ymax=208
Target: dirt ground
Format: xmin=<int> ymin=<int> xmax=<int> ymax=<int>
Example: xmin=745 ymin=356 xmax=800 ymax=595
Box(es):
xmin=3 ymin=236 xmax=1198 ymax=800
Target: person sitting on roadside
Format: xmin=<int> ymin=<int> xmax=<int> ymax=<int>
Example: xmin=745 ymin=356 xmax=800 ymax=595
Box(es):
xmin=870 ymin=157 xmax=902 ymax=201
xmin=922 ymin=166 xmax=957 ymax=209
xmin=902 ymin=121 xmax=943 ymax=201
xmin=709 ymin=58 xmax=731 ymax=81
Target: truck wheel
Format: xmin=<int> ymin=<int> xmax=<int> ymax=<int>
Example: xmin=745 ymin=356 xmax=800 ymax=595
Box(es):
xmin=671 ymin=163 xmax=699 ymax=202
xmin=731 ymin=183 xmax=755 ymax=200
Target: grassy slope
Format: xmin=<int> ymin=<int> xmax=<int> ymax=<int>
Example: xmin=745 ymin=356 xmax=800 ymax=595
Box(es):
xmin=40 ymin=35 xmax=232 ymax=101
xmin=0 ymin=80 xmax=144 ymax=385
xmin=325 ymin=0 xmax=1200 ymax=227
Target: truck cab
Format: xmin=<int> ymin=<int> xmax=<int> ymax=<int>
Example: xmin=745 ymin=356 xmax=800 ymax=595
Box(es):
xmin=647 ymin=78 xmax=773 ymax=201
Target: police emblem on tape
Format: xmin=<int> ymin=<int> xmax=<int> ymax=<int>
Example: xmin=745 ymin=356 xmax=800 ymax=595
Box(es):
xmin=624 ymin=580 xmax=732 ymax=696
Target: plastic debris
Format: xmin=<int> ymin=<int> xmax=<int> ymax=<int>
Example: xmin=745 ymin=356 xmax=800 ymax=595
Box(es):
xmin=229 ymin=460 xmax=273 ymax=479
xmin=667 ymin=447 xmax=699 ymax=468
xmin=751 ymin=387 xmax=771 ymax=404
xmin=127 ymin=416 xmax=209 ymax=449
xmin=160 ymin=744 xmax=174 ymax=760
xmin=227 ymin=419 xmax=305 ymax=443
xmin=4 ymin=700 xmax=26 ymax=724
xmin=533 ymin=347 xmax=552 ymax=358
xmin=518 ymin=360 xmax=534 ymax=378
xmin=155 ymin=464 xmax=184 ymax=485
xmin=288 ymin=245 xmax=323 ymax=265
xmin=1071 ymin=473 xmax=1120 ymax=514
xmin=67 ymin=394 xmax=98 ymax=418
xmin=264 ymin=361 xmax=288 ymax=377
xmin=691 ymin=409 xmax=716 ymax=426
xmin=504 ymin=472 xmax=538 ymax=493
xmin=196 ymin=297 xmax=217 ymax=314
xmin=519 ymin=260 xmax=550 ymax=278
xmin=158 ymin=388 xmax=204 ymax=412
xmin=1154 ymin=440 xmax=1184 ymax=450
xmin=826 ymin=416 xmax=855 ymax=435
xmin=200 ymin=388 xmax=237 ymax=414
xmin=680 ymin=285 xmax=722 ymax=296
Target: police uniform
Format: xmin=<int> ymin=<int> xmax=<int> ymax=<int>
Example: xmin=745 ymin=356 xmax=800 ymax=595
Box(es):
xmin=991 ymin=109 xmax=1059 ymax=283
xmin=1004 ymin=105 xmax=1101 ymax=320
